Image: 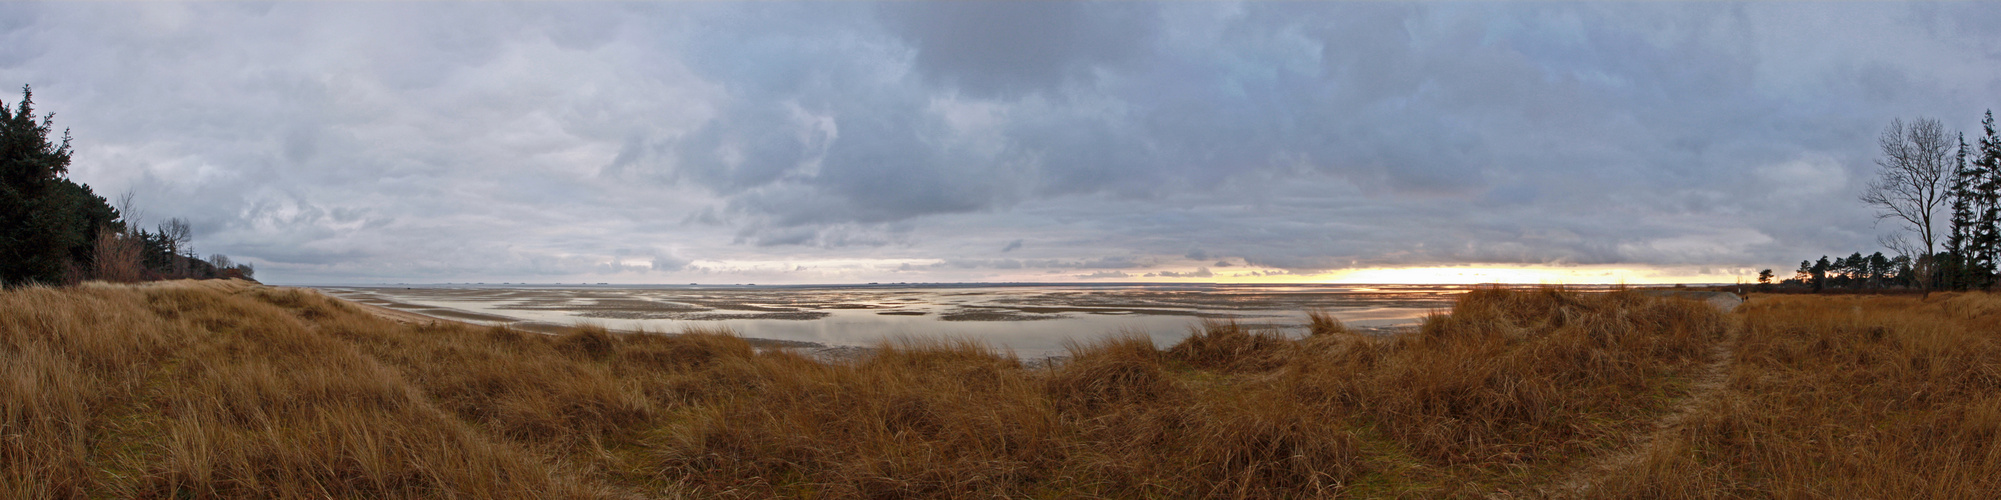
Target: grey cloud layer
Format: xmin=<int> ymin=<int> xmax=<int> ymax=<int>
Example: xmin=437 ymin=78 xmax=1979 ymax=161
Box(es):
xmin=3 ymin=2 xmax=1997 ymax=283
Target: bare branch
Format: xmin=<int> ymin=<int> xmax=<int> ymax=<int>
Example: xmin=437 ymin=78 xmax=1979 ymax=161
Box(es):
xmin=159 ymin=218 xmax=192 ymax=255
xmin=1879 ymin=233 xmax=1918 ymax=260
xmin=115 ymin=189 xmax=142 ymax=235
xmin=1862 ymin=117 xmax=1956 ymax=257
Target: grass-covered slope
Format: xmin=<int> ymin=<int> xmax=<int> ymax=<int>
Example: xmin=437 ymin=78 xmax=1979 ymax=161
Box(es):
xmin=1595 ymin=293 xmax=2001 ymax=498
xmin=3 ymin=280 xmax=1992 ymax=498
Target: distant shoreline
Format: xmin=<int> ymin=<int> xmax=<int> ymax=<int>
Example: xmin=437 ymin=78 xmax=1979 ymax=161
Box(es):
xmin=322 ymin=287 xmax=828 ymax=350
xmin=286 ymin=281 xmax=1727 ymax=289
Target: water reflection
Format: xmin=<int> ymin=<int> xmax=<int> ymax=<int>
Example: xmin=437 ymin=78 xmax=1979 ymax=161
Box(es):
xmin=315 ymin=283 xmax=1598 ymax=357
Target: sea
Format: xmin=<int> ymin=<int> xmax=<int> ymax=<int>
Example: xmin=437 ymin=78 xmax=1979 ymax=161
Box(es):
xmin=312 ymin=283 xmax=1632 ymax=358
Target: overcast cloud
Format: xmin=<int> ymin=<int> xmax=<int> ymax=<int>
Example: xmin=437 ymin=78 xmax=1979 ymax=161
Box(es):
xmin=6 ymin=2 xmax=2000 ymax=284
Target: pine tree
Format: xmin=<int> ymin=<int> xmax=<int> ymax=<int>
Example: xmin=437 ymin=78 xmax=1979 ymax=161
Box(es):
xmin=1945 ymin=133 xmax=1977 ymax=290
xmin=1973 ymin=110 xmax=2001 ymax=289
xmin=1811 ymin=256 xmax=1831 ymax=291
xmin=0 ymin=85 xmax=121 ymax=286
xmin=0 ymin=85 xmax=78 ymax=286
xmin=1844 ymin=251 xmax=1867 ymax=287
xmin=1868 ymin=251 xmax=1891 ymax=287
xmin=1892 ymin=254 xmax=1914 ymax=286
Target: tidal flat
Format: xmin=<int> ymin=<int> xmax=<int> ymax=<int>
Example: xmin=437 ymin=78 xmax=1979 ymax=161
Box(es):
xmin=314 ymin=283 xmax=1544 ymax=356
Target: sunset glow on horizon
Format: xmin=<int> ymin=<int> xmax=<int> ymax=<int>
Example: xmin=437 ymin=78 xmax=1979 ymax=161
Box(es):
xmin=476 ymin=259 xmax=1755 ymax=286
xmin=1313 ymin=266 xmax=1751 ymax=285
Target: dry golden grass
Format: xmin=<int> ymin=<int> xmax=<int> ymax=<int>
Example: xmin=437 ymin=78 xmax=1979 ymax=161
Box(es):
xmin=7 ymin=280 xmax=1996 ymax=498
xmin=1 ymin=280 xmax=581 ymax=499
xmin=1591 ymin=292 xmax=2001 ymax=499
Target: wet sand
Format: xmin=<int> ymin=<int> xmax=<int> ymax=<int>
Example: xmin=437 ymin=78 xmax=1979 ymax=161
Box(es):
xmin=313 ymin=283 xmax=1554 ymax=357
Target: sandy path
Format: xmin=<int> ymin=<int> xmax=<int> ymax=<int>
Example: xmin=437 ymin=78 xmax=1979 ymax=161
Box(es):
xmin=1537 ymin=311 xmax=1740 ymax=498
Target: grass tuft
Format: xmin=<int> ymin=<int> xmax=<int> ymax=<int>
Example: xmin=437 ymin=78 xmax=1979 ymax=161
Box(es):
xmin=8 ymin=281 xmax=1996 ymax=497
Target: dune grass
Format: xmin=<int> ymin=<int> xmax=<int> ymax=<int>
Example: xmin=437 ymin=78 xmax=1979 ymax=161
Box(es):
xmin=3 ymin=280 xmax=1996 ymax=498
xmin=1590 ymin=292 xmax=2001 ymax=499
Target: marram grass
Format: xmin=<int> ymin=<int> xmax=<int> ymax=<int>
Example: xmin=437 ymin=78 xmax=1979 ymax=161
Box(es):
xmin=4 ymin=280 xmax=1997 ymax=498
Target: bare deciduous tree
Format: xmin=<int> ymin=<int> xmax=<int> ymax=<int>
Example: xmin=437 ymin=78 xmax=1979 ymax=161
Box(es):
xmin=158 ymin=218 xmax=190 ymax=253
xmin=1864 ymin=118 xmax=1958 ymax=258
xmin=115 ymin=189 xmax=142 ymax=234
xmin=159 ymin=217 xmax=192 ymax=277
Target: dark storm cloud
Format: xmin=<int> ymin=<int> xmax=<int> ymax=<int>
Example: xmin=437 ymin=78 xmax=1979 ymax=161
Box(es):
xmin=658 ymin=2 xmax=1925 ymax=252
xmin=878 ymin=2 xmax=1156 ymax=98
xmin=6 ymin=2 xmax=1999 ymax=283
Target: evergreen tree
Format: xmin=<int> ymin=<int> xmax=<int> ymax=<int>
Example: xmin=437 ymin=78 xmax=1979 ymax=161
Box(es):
xmin=1844 ymin=251 xmax=1867 ymax=287
xmin=1811 ymin=256 xmax=1831 ymax=291
xmin=1945 ymin=133 xmax=1977 ymax=290
xmin=0 ymin=85 xmax=97 ymax=286
xmin=1830 ymin=255 xmax=1849 ymax=287
xmin=52 ymin=179 xmax=118 ymax=269
xmin=1867 ymin=252 xmax=1891 ymax=287
xmin=1974 ymin=110 xmax=2001 ymax=289
xmin=0 ymin=84 xmax=245 ymax=286
xmin=1892 ymin=255 xmax=1914 ymax=287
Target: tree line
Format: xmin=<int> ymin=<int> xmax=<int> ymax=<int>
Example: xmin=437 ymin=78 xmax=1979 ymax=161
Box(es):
xmin=1937 ymin=111 xmax=2001 ymax=291
xmin=0 ymin=85 xmax=252 ymax=287
xmin=1759 ymin=112 xmax=2001 ymax=294
xmin=1760 ymin=252 xmax=1914 ymax=292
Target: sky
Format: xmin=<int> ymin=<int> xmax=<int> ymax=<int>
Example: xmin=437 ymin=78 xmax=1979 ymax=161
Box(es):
xmin=6 ymin=2 xmax=2001 ymax=285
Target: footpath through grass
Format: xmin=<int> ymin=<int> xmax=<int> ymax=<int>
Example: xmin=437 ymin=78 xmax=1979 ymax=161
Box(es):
xmin=4 ymin=280 xmax=1995 ymax=498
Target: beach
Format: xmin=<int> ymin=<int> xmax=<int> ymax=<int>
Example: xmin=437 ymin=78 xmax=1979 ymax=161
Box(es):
xmin=314 ymin=283 xmax=1493 ymax=356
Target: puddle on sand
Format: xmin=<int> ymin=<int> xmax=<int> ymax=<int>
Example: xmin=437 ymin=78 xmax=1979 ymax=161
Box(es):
xmin=313 ymin=283 xmax=1544 ymax=358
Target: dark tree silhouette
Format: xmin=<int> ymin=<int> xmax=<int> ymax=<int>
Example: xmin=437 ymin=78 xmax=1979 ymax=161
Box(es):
xmin=1973 ymin=111 xmax=2001 ymax=288
xmin=1946 ymin=133 xmax=1978 ymax=289
xmin=0 ymin=85 xmax=117 ymax=286
xmin=1811 ymin=256 xmax=1831 ymax=291
xmin=0 ymin=85 xmax=248 ymax=286
xmin=1867 ymin=252 xmax=1891 ymax=287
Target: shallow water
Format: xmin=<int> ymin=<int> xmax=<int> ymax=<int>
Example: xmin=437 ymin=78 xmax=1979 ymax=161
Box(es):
xmin=313 ymin=283 xmax=1587 ymax=357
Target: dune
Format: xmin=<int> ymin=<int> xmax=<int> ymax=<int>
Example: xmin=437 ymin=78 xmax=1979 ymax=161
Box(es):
xmin=5 ymin=280 xmax=1996 ymax=498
